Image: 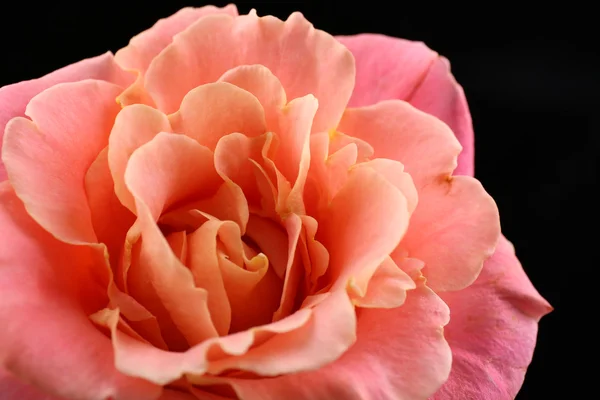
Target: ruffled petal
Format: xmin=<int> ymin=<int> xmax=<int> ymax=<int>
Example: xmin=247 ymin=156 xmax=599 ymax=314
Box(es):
xmin=221 ymin=283 xmax=451 ymax=400
xmin=433 ymin=236 xmax=552 ymax=400
xmin=318 ymin=166 xmax=410 ymax=304
xmin=3 ymin=80 xmax=123 ymax=244
xmin=115 ymin=5 xmax=238 ymax=74
xmin=110 ymin=289 xmax=355 ymax=385
xmin=0 ymin=183 xmax=161 ymax=400
xmin=218 ymin=64 xmax=286 ymax=128
xmin=108 ymin=104 xmax=173 ymax=211
xmin=85 ymin=147 xmax=136 ymax=267
xmin=398 ymin=176 xmax=500 ymax=292
xmin=337 ymin=100 xmax=462 ymax=190
xmin=0 ymin=52 xmax=134 ymax=181
xmin=169 ymin=82 xmax=266 ymax=150
xmin=336 ymin=33 xmax=474 ymax=175
xmin=141 ymin=11 xmax=354 ymax=133
xmin=123 ymin=133 xmax=221 ymax=348
xmin=124 ymin=132 xmax=220 ymax=219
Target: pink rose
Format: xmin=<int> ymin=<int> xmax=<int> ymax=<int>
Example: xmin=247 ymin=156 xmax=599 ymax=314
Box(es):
xmin=0 ymin=5 xmax=551 ymax=400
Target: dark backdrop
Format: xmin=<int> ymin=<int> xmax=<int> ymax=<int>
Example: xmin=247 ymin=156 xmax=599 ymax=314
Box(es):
xmin=2 ymin=1 xmax=593 ymax=398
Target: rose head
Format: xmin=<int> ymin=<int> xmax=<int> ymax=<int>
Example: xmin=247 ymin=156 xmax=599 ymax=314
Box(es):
xmin=0 ymin=5 xmax=551 ymax=400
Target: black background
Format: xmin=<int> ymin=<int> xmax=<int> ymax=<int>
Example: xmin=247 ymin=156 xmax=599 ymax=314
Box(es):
xmin=2 ymin=1 xmax=593 ymax=398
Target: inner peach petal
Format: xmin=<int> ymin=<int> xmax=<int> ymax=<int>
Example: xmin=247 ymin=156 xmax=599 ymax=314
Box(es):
xmin=106 ymin=278 xmax=169 ymax=350
xmin=245 ymin=215 xmax=288 ymax=279
xmin=115 ymin=5 xmax=239 ymax=75
xmin=3 ymin=80 xmax=123 ymax=244
xmin=168 ymin=82 xmax=267 ymax=151
xmin=124 ymin=132 xmax=221 ymax=219
xmin=203 ymin=290 xmax=356 ymax=377
xmin=110 ymin=305 xmax=310 ymax=386
xmin=165 ymin=231 xmax=187 ymax=264
xmin=85 ymin=147 xmax=136 ymax=269
xmin=355 ymin=158 xmax=418 ymax=214
xmin=108 ymin=104 xmax=173 ymax=212
xmin=218 ymin=64 xmax=287 ymax=128
xmin=196 ymin=218 xmax=282 ymax=333
xmin=143 ymin=12 xmax=355 ymax=133
xmin=305 ymin=132 xmax=364 ymax=218
xmin=352 ymin=256 xmax=416 ymax=308
xmin=219 ymin=254 xmax=281 ymax=334
xmin=273 ymin=214 xmax=303 ymax=321
xmin=125 ymin=210 xmax=218 ymax=350
xmin=109 ymin=290 xmax=355 ymax=386
xmin=214 ymin=132 xmax=279 ymax=215
xmin=274 ymin=95 xmax=318 ymax=215
xmin=318 ymin=166 xmax=410 ymax=298
xmin=299 ymin=215 xmax=329 ymax=292
xmin=187 ymin=220 xmax=232 ymax=337
xmin=160 ymin=181 xmax=249 ymax=235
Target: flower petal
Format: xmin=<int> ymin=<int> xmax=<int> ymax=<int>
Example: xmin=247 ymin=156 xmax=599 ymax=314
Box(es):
xmin=124 ymin=132 xmax=221 ymax=219
xmin=218 ymin=64 xmax=287 ymax=128
xmin=355 ymin=256 xmax=416 ymax=309
xmin=2 ymin=80 xmax=123 ymax=244
xmin=110 ymin=289 xmax=355 ymax=385
xmin=318 ymin=166 xmax=410 ymax=301
xmin=85 ymin=147 xmax=136 ymax=268
xmin=222 ymin=283 xmax=451 ymax=400
xmin=337 ymin=100 xmax=461 ymax=190
xmin=357 ymin=158 xmax=418 ymax=214
xmin=433 ymin=236 xmax=552 ymax=400
xmin=0 ymin=183 xmax=161 ymax=400
xmin=0 ymin=368 xmax=62 ymax=400
xmin=0 ymin=52 xmax=134 ymax=182
xmin=108 ymin=104 xmax=173 ymax=212
xmin=115 ymin=5 xmax=238 ymax=74
xmin=214 ymin=132 xmax=276 ymax=214
xmin=123 ymin=133 xmax=221 ymax=347
xmin=275 ymin=95 xmax=318 ymax=214
xmin=336 ymin=34 xmax=437 ymax=109
xmin=169 ymin=82 xmax=266 ymax=151
xmin=186 ymin=220 xmax=232 ymax=336
xmin=142 ymin=11 xmax=354 ymax=132
xmin=245 ymin=215 xmax=289 ymax=279
xmin=398 ymin=176 xmax=500 ymax=292
xmin=336 ymin=34 xmax=474 ymax=175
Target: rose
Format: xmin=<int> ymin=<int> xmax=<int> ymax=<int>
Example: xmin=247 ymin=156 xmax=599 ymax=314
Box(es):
xmin=0 ymin=5 xmax=551 ymax=400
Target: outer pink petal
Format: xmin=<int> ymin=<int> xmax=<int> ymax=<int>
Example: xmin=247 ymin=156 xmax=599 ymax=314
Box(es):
xmin=2 ymin=80 xmax=124 ymax=244
xmin=433 ymin=236 xmax=552 ymax=400
xmin=223 ymin=283 xmax=451 ymax=400
xmin=336 ymin=34 xmax=474 ymax=175
xmin=139 ymin=12 xmax=354 ymax=133
xmin=0 ymin=183 xmax=161 ymax=400
xmin=115 ymin=5 xmax=238 ymax=74
xmin=0 ymin=52 xmax=134 ymax=182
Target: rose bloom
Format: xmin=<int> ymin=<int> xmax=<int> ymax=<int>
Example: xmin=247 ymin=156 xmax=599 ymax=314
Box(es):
xmin=0 ymin=5 xmax=551 ymax=400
